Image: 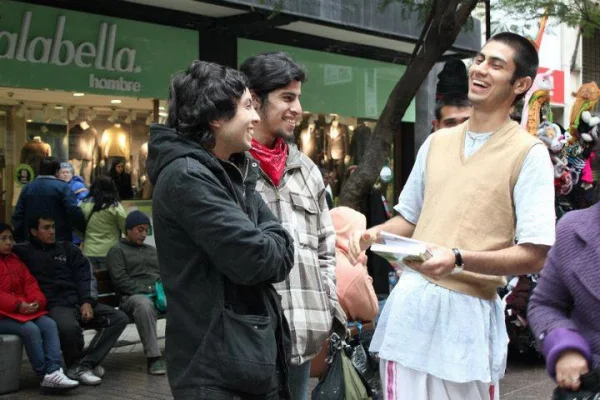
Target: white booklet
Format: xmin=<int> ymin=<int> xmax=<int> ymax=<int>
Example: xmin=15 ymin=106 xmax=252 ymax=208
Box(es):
xmin=370 ymin=231 xmax=433 ymax=264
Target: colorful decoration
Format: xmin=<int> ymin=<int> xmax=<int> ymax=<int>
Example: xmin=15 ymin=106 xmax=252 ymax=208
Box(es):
xmin=568 ymin=82 xmax=600 ymax=144
xmin=525 ymin=81 xmax=599 ymax=209
xmin=521 ymin=70 xmax=554 ymax=135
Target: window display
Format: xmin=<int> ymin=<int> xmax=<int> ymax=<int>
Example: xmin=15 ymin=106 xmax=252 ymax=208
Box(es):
xmin=16 ymin=105 xmax=158 ymax=200
xmin=294 ymin=113 xmax=394 ymax=207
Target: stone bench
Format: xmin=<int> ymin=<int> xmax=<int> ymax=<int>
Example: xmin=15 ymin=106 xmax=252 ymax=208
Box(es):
xmin=0 ymin=334 xmax=23 ymax=395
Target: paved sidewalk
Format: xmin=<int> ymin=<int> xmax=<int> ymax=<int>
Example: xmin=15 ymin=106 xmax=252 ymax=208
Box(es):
xmin=1 ymin=320 xmax=556 ymax=399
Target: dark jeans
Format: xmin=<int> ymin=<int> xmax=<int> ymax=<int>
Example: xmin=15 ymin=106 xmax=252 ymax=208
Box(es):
xmin=88 ymin=256 xmax=107 ymax=271
xmin=48 ymin=303 xmax=129 ymax=369
xmin=0 ymin=315 xmax=62 ymax=377
xmin=288 ymin=360 xmax=311 ymax=400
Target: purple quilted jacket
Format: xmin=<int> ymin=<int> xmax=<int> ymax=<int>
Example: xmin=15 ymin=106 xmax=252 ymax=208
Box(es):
xmin=528 ymin=202 xmax=600 ymax=379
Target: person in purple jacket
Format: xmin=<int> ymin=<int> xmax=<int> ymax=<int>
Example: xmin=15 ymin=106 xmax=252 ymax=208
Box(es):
xmin=528 ymin=201 xmax=600 ymax=392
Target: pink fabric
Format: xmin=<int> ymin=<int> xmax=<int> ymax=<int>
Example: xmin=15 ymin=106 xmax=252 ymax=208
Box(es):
xmin=330 ymin=207 xmax=378 ymax=322
xmin=581 ymin=153 xmax=596 ymax=183
xmin=387 ymin=360 xmax=396 ymax=400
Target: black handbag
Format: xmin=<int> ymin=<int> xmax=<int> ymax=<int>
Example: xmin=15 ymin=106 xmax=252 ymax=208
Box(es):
xmin=552 ymin=369 xmax=600 ymax=400
xmin=312 ymin=334 xmax=345 ymax=400
xmin=312 ymin=333 xmax=374 ymax=400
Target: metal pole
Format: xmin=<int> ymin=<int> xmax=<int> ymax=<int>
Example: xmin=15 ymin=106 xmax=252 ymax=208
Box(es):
xmin=486 ymin=0 xmax=491 ymax=40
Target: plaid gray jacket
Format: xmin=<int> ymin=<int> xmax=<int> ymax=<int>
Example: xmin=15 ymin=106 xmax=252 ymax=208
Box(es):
xmin=255 ymin=144 xmax=347 ymax=366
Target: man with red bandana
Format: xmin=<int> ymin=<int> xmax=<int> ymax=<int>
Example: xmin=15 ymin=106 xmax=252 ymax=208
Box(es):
xmin=241 ymin=52 xmax=346 ymax=399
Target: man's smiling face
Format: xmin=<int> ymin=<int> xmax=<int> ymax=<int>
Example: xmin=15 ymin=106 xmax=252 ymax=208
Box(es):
xmin=468 ymin=40 xmax=524 ymax=110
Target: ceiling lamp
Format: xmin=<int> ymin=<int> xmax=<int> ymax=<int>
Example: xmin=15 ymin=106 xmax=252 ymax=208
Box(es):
xmin=125 ymin=109 xmax=137 ymax=124
xmin=111 ymin=99 xmax=122 ymax=104
xmin=73 ymin=93 xmax=85 ymax=97
xmin=108 ymin=109 xmax=119 ymax=123
xmin=86 ymin=107 xmax=97 ymax=122
xmin=42 ymin=104 xmax=51 ymax=120
xmin=15 ymin=102 xmax=25 ymax=118
xmin=67 ymin=106 xmax=78 ymax=121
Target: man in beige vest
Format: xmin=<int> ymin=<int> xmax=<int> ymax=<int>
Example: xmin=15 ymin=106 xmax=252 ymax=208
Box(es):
xmin=349 ymin=32 xmax=556 ymax=400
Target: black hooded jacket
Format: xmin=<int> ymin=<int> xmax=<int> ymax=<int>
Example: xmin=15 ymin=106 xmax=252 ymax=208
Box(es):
xmin=146 ymin=124 xmax=294 ymax=399
xmin=13 ymin=239 xmax=97 ymax=309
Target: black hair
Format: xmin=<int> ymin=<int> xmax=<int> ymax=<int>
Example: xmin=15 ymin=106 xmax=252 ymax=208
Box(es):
xmin=84 ymin=175 xmax=120 ymax=212
xmin=39 ymin=156 xmax=61 ymax=176
xmin=488 ymin=32 xmax=539 ymax=104
xmin=434 ymin=92 xmax=472 ymax=121
xmin=0 ymin=223 xmax=13 ymax=236
xmin=239 ymin=52 xmax=306 ymax=109
xmin=28 ymin=214 xmax=54 ymax=232
xmin=166 ymin=60 xmax=249 ymax=149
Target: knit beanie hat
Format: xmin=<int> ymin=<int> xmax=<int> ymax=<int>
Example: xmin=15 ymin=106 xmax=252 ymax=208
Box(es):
xmin=126 ymin=210 xmax=151 ymax=230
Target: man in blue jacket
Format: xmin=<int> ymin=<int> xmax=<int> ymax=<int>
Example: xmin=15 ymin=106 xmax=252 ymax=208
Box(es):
xmin=14 ymin=214 xmax=129 ymax=386
xmin=12 ymin=157 xmax=86 ymax=242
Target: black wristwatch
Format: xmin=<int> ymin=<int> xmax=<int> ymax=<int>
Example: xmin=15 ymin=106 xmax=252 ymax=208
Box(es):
xmin=451 ymin=248 xmax=464 ymax=274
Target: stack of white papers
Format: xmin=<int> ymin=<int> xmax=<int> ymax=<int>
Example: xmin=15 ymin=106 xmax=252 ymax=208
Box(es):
xmin=370 ymin=231 xmax=433 ymax=264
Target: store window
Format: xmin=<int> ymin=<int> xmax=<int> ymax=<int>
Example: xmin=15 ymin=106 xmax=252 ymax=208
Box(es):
xmin=294 ymin=112 xmax=395 ymax=208
xmin=3 ymin=88 xmax=162 ymax=202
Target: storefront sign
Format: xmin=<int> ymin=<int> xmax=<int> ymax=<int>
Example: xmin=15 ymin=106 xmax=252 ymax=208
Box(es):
xmin=0 ymin=1 xmax=198 ymax=98
xmin=14 ymin=163 xmax=34 ymax=186
xmin=238 ymin=39 xmax=415 ymax=122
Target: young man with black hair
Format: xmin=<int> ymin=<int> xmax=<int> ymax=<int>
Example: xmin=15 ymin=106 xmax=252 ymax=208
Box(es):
xmin=240 ymin=52 xmax=346 ymax=399
xmin=147 ymin=61 xmax=294 ymax=399
xmin=433 ymin=92 xmax=472 ymax=131
xmin=349 ymin=32 xmax=556 ymax=399
xmin=13 ymin=215 xmax=129 ymax=386
xmin=12 ymin=156 xmax=86 ymax=242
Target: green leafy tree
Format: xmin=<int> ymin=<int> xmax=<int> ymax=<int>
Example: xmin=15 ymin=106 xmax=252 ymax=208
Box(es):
xmin=496 ymin=0 xmax=600 ymax=35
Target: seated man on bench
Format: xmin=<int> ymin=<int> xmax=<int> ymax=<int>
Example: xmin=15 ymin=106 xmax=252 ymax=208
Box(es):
xmin=13 ymin=214 xmax=129 ymax=386
xmin=106 ymin=211 xmax=166 ymax=375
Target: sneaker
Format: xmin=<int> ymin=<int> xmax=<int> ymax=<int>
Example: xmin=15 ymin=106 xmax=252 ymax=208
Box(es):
xmin=93 ymin=365 xmax=105 ymax=378
xmin=41 ymin=368 xmax=79 ymax=393
xmin=67 ymin=366 xmax=102 ymax=386
xmin=147 ymin=357 xmax=167 ymax=375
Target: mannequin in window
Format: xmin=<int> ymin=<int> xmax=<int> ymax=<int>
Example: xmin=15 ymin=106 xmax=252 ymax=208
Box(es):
xmin=326 ymin=119 xmax=348 ymax=163
xmin=20 ymin=136 xmax=51 ymax=176
xmin=298 ymin=120 xmax=318 ymax=161
xmin=68 ymin=121 xmax=98 ymax=185
xmin=100 ymin=124 xmax=131 ymax=178
xmin=109 ymin=158 xmax=133 ymax=200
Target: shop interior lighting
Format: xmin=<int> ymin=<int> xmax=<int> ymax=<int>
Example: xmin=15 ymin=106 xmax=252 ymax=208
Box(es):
xmin=15 ymin=102 xmax=25 ymax=118
xmin=26 ymin=119 xmax=33 ymax=123
xmin=67 ymin=107 xmax=78 ymax=121
xmin=108 ymin=109 xmax=119 ymax=123
xmin=125 ymin=110 xmax=137 ymax=124
xmin=54 ymin=105 xmax=64 ymax=110
xmin=86 ymin=107 xmax=97 ymax=122
xmin=42 ymin=104 xmax=52 ymax=120
xmin=110 ymin=99 xmax=122 ymax=104
xmin=158 ymin=106 xmax=165 ymax=111
xmin=73 ymin=93 xmax=85 ymax=97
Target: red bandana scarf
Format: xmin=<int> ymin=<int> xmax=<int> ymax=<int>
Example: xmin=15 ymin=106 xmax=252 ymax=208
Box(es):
xmin=250 ymin=137 xmax=288 ymax=186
